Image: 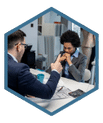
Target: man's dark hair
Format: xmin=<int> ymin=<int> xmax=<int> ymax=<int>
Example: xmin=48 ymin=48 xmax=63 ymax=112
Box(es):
xmin=60 ymin=30 xmax=81 ymax=47
xmin=8 ymin=30 xmax=26 ymax=50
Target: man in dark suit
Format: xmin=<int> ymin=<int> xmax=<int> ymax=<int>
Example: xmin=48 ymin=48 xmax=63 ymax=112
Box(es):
xmin=8 ymin=30 xmax=63 ymax=99
xmin=59 ymin=30 xmax=87 ymax=82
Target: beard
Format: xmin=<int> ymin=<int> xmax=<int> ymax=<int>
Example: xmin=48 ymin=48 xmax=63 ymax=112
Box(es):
xmin=17 ymin=50 xmax=24 ymax=63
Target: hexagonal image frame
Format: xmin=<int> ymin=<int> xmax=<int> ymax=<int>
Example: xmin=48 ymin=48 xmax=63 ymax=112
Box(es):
xmin=4 ymin=7 xmax=99 ymax=116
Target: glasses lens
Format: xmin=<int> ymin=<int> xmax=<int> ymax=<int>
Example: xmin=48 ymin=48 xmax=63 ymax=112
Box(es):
xmin=20 ymin=43 xmax=28 ymax=49
xmin=25 ymin=45 xmax=28 ymax=49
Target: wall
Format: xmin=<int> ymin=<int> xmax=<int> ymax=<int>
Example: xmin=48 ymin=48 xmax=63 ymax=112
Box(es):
xmin=42 ymin=11 xmax=61 ymax=23
xmin=21 ymin=19 xmax=38 ymax=57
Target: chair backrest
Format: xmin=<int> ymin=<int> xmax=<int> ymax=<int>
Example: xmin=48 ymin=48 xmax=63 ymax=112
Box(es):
xmin=84 ymin=69 xmax=91 ymax=82
xmin=91 ymin=60 xmax=95 ymax=66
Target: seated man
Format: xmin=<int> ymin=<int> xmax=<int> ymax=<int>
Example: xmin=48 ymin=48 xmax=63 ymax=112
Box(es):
xmin=59 ymin=30 xmax=87 ymax=82
xmin=8 ymin=30 xmax=63 ymax=99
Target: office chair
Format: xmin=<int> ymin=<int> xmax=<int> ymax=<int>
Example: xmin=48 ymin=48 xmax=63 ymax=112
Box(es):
xmin=84 ymin=69 xmax=91 ymax=83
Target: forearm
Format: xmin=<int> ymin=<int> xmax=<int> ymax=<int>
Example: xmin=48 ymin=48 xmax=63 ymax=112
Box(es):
xmin=68 ymin=65 xmax=83 ymax=82
xmin=67 ymin=59 xmax=72 ymax=66
xmin=18 ymin=69 xmax=60 ymax=99
xmin=45 ymin=71 xmax=60 ymax=98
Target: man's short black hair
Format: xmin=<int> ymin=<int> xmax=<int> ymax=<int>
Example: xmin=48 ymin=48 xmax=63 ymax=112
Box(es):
xmin=8 ymin=30 xmax=26 ymax=50
xmin=60 ymin=30 xmax=81 ymax=47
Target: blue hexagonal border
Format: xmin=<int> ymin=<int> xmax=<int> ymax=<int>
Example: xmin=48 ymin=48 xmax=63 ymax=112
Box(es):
xmin=4 ymin=7 xmax=99 ymax=116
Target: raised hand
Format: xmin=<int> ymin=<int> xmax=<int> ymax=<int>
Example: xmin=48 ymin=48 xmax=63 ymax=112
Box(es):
xmin=51 ymin=54 xmax=63 ymax=73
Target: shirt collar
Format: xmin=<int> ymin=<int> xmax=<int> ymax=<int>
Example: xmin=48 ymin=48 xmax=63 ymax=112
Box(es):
xmin=8 ymin=53 xmax=18 ymax=63
xmin=72 ymin=49 xmax=79 ymax=58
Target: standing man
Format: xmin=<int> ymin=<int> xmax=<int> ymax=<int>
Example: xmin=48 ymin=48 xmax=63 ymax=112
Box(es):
xmin=8 ymin=30 xmax=63 ymax=99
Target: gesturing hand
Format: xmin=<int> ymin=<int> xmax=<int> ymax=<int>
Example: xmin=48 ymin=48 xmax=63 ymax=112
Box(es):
xmin=51 ymin=54 xmax=63 ymax=73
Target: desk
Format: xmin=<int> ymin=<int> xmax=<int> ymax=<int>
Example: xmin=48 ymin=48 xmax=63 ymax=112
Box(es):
xmin=29 ymin=68 xmax=94 ymax=112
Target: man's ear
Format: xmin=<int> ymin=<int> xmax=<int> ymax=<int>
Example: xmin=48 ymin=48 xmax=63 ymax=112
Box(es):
xmin=16 ymin=45 xmax=19 ymax=51
xmin=16 ymin=43 xmax=20 ymax=52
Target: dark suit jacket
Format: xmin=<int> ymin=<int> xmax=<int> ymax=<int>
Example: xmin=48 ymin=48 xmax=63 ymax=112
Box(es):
xmin=60 ymin=51 xmax=87 ymax=82
xmin=8 ymin=54 xmax=60 ymax=99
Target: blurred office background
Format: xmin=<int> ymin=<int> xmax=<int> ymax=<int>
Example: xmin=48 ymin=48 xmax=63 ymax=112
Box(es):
xmin=20 ymin=11 xmax=95 ymax=85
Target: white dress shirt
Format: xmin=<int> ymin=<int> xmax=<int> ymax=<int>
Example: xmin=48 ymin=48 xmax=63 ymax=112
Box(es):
xmin=8 ymin=53 xmax=18 ymax=63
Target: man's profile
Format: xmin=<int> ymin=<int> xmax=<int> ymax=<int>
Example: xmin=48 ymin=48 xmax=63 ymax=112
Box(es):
xmin=8 ymin=30 xmax=63 ymax=99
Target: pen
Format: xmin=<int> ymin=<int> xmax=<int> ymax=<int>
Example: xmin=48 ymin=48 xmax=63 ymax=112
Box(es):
xmin=58 ymin=86 xmax=63 ymax=92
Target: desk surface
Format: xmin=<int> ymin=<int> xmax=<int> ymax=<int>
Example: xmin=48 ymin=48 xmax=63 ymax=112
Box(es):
xmin=29 ymin=69 xmax=94 ymax=112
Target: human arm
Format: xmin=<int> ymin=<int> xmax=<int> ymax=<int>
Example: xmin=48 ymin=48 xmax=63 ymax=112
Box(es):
xmin=18 ymin=66 xmax=60 ymax=99
xmin=18 ymin=55 xmax=62 ymax=99
xmin=68 ymin=55 xmax=87 ymax=82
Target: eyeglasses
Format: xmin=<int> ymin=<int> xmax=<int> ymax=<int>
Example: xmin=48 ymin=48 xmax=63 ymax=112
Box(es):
xmin=15 ymin=43 xmax=28 ymax=49
xmin=20 ymin=43 xmax=28 ymax=49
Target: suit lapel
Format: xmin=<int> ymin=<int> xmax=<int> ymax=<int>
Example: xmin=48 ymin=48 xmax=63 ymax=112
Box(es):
xmin=72 ymin=56 xmax=78 ymax=65
xmin=71 ymin=52 xmax=80 ymax=64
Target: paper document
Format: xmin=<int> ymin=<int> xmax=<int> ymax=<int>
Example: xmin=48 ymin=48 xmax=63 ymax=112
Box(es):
xmin=51 ymin=86 xmax=71 ymax=100
xmin=26 ymin=86 xmax=71 ymax=104
xmin=25 ymin=79 xmax=71 ymax=103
